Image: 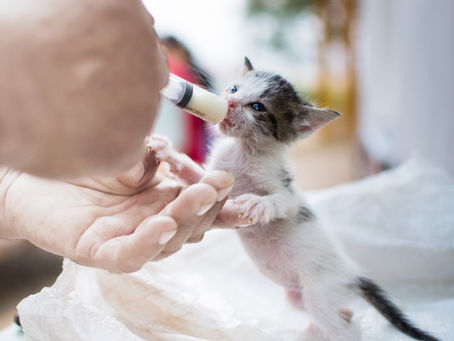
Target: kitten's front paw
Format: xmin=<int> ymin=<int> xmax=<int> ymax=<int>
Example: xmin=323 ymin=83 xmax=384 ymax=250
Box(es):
xmin=146 ymin=135 xmax=183 ymax=173
xmin=146 ymin=135 xmax=173 ymax=161
xmin=233 ymin=194 xmax=273 ymax=225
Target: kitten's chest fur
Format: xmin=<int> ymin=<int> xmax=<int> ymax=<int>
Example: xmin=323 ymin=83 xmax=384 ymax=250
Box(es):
xmin=207 ymin=137 xmax=303 ymax=289
xmin=207 ymin=138 xmax=286 ymax=196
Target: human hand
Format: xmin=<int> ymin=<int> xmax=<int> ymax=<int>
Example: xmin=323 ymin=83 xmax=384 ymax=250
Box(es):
xmin=0 ymin=0 xmax=167 ymax=178
xmin=0 ymin=148 xmax=246 ymax=273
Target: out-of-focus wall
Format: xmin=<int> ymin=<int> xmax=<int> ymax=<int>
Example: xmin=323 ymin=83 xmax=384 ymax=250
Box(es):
xmin=357 ymin=0 xmax=454 ymax=175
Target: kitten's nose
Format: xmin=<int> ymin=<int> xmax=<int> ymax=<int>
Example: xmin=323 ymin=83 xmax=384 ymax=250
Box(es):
xmin=228 ymin=99 xmax=237 ymax=108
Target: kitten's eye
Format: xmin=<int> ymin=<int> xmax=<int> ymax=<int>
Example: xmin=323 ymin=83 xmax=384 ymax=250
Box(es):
xmin=230 ymin=85 xmax=238 ymax=93
xmin=250 ymin=102 xmax=266 ymax=112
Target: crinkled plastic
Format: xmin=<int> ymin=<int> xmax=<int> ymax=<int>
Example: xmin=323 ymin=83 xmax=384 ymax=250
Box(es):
xmin=18 ymin=156 xmax=454 ymax=340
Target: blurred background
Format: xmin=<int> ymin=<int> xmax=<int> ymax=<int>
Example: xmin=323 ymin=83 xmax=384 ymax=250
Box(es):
xmin=1 ymin=0 xmax=453 ymax=331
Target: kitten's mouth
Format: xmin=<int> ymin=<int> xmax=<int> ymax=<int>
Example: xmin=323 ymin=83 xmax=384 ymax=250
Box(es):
xmin=219 ymin=107 xmax=239 ymax=134
xmin=220 ymin=112 xmax=236 ymax=130
xmin=221 ymin=117 xmax=234 ymax=128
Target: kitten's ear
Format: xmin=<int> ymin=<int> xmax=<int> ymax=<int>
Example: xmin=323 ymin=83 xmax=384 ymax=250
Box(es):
xmin=296 ymin=107 xmax=341 ymax=137
xmin=243 ymin=56 xmax=254 ymax=74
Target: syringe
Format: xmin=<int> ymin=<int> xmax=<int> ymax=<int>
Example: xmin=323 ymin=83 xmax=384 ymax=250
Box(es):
xmin=160 ymin=73 xmax=228 ymax=124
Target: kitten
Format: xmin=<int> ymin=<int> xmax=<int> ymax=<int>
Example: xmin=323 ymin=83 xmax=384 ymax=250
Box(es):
xmin=147 ymin=58 xmax=439 ymax=341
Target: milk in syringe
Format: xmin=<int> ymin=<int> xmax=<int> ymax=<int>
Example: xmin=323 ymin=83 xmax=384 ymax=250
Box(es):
xmin=160 ymin=74 xmax=228 ymax=124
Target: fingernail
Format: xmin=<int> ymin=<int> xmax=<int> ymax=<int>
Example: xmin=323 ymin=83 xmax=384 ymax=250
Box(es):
xmin=158 ymin=229 xmax=177 ymax=245
xmin=197 ymin=203 xmax=214 ymax=216
xmin=217 ymin=185 xmax=233 ymax=202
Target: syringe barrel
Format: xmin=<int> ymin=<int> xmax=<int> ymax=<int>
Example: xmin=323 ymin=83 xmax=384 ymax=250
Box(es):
xmin=160 ymin=74 xmax=193 ymax=108
xmin=160 ymin=73 xmax=227 ymax=124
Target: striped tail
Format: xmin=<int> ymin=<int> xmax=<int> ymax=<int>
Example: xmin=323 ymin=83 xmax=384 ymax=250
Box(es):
xmin=354 ymin=277 xmax=440 ymax=341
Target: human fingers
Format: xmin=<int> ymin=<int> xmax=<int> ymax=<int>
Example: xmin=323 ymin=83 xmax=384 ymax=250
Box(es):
xmin=180 ymin=200 xmax=253 ymax=243
xmin=184 ymin=171 xmax=234 ymax=240
xmin=89 ymin=216 xmax=177 ymax=273
xmin=199 ymin=170 xmax=234 ymax=202
xmin=213 ymin=199 xmax=254 ymax=228
xmin=186 ymin=234 xmax=205 ymax=244
xmin=157 ymin=171 xmax=235 ymax=247
xmin=155 ymin=183 xmax=217 ymax=259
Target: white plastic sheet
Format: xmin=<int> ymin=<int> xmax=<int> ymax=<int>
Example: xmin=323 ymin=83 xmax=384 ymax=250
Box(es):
xmin=18 ymin=156 xmax=454 ymax=340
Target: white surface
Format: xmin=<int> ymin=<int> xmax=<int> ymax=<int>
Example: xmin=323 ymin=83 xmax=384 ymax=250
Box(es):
xmin=17 ymin=157 xmax=453 ymax=340
xmin=0 ymin=324 xmax=23 ymax=341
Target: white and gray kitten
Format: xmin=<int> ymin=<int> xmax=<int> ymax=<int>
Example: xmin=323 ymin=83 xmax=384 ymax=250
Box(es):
xmin=148 ymin=58 xmax=439 ymax=341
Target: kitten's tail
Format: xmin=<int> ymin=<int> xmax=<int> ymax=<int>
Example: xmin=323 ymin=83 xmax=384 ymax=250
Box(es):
xmin=353 ymin=276 xmax=440 ymax=341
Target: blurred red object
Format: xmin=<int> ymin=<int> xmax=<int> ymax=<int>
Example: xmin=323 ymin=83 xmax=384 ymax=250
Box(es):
xmin=161 ymin=36 xmax=209 ymax=164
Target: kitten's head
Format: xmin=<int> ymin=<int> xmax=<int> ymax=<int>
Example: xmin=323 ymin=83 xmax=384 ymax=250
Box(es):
xmin=219 ymin=57 xmax=340 ymax=144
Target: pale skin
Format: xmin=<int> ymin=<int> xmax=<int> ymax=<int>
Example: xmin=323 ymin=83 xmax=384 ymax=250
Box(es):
xmin=0 ymin=0 xmax=246 ymax=272
xmin=0 ymin=149 xmax=246 ymax=273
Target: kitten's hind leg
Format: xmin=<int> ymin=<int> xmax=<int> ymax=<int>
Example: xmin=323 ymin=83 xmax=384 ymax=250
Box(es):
xmin=285 ymin=289 xmax=304 ymax=309
xmin=303 ymin=323 xmax=330 ymax=341
xmin=300 ymin=279 xmax=358 ymax=341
